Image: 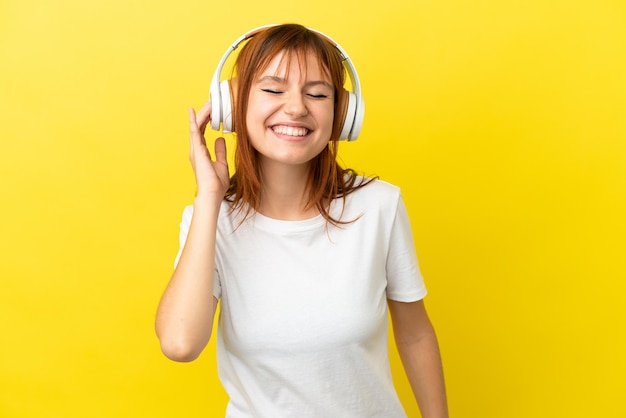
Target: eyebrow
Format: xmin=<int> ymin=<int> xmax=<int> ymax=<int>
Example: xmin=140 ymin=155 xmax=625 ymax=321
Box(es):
xmin=256 ymin=76 xmax=333 ymax=90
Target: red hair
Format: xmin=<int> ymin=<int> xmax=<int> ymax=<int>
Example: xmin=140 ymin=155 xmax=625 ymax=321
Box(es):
xmin=225 ymin=24 xmax=373 ymax=224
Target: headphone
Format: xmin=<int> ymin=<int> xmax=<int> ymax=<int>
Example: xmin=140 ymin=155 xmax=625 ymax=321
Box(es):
xmin=208 ymin=24 xmax=364 ymax=141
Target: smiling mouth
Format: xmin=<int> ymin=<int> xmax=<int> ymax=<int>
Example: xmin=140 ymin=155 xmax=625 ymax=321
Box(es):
xmin=271 ymin=125 xmax=310 ymax=137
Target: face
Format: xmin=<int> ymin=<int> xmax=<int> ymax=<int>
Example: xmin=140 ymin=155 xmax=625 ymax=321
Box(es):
xmin=245 ymin=50 xmax=335 ymax=171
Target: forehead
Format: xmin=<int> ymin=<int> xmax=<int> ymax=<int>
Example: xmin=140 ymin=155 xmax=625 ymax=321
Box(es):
xmin=256 ymin=49 xmax=331 ymax=81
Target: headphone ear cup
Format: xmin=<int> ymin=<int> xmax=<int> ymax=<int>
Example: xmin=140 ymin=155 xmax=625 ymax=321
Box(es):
xmin=220 ymin=80 xmax=234 ymax=133
xmin=209 ymin=79 xmax=222 ymax=131
xmin=334 ymin=89 xmax=348 ymax=140
xmin=339 ymin=90 xmax=357 ymax=141
xmin=348 ymin=92 xmax=364 ymax=141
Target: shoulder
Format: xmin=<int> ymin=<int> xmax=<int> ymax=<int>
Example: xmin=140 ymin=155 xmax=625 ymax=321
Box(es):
xmin=181 ymin=204 xmax=193 ymax=221
xmin=348 ymin=177 xmax=402 ymax=206
xmin=337 ymin=177 xmax=404 ymax=224
xmin=360 ymin=177 xmax=401 ymax=195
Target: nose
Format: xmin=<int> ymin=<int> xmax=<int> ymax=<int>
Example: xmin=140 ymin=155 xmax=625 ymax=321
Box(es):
xmin=283 ymin=93 xmax=308 ymax=117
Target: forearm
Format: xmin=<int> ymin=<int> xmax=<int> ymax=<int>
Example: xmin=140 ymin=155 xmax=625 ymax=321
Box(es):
xmin=389 ymin=300 xmax=448 ymax=418
xmin=397 ymin=331 xmax=448 ymax=418
xmin=155 ymin=195 xmax=221 ymax=362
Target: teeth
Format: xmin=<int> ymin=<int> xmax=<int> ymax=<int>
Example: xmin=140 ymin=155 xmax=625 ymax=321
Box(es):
xmin=272 ymin=125 xmax=309 ymax=137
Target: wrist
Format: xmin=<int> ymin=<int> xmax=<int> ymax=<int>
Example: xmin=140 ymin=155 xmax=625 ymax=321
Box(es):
xmin=193 ymin=193 xmax=224 ymax=211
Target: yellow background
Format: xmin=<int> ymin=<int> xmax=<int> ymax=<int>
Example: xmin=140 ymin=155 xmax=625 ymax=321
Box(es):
xmin=1 ymin=0 xmax=625 ymax=417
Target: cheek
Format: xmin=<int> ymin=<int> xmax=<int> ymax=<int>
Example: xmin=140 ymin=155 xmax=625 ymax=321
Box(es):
xmin=244 ymin=100 xmax=268 ymax=138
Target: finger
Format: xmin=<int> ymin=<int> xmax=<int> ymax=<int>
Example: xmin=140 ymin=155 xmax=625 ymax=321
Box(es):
xmin=196 ymin=101 xmax=213 ymax=133
xmin=189 ymin=107 xmax=200 ymax=130
xmin=214 ymin=137 xmax=227 ymax=165
xmin=189 ymin=107 xmax=206 ymax=147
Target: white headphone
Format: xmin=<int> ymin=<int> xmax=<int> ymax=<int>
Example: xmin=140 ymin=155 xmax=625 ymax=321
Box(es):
xmin=208 ymin=24 xmax=364 ymax=141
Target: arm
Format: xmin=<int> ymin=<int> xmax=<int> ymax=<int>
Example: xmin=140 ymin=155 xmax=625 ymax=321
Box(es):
xmin=388 ymin=299 xmax=448 ymax=418
xmin=155 ymin=102 xmax=229 ymax=362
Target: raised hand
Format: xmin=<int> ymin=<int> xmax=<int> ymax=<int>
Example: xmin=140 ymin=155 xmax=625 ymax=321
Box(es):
xmin=188 ymin=102 xmax=230 ymax=199
xmin=156 ymin=102 xmax=226 ymax=361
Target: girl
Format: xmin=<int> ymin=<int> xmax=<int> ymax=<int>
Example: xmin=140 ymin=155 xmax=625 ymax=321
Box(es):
xmin=156 ymin=23 xmax=448 ymax=418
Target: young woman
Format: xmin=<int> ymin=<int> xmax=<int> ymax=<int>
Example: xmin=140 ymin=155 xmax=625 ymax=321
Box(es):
xmin=156 ymin=24 xmax=448 ymax=418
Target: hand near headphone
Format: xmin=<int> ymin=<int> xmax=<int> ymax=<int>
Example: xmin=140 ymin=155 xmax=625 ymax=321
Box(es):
xmin=188 ymin=101 xmax=230 ymax=199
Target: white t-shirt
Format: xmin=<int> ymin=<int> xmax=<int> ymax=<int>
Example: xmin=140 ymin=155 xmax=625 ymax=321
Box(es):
xmin=175 ymin=179 xmax=427 ymax=417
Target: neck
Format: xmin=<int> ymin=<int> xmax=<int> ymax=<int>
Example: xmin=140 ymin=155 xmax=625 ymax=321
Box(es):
xmin=257 ymin=161 xmax=318 ymax=220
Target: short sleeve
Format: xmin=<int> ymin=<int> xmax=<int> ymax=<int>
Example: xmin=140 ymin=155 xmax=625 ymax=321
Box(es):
xmin=385 ymin=196 xmax=428 ymax=302
xmin=173 ymin=205 xmax=222 ymax=300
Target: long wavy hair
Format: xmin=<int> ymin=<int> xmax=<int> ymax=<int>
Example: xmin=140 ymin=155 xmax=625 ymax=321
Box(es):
xmin=225 ymin=24 xmax=374 ymax=225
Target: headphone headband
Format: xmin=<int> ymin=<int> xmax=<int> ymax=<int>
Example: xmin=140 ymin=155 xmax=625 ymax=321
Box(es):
xmin=209 ymin=24 xmax=364 ymax=141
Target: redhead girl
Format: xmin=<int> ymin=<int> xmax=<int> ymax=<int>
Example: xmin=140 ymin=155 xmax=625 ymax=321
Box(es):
xmin=156 ymin=23 xmax=448 ymax=418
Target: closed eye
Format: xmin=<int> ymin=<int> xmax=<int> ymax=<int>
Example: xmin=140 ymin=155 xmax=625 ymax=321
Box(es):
xmin=308 ymin=94 xmax=329 ymax=99
xmin=261 ymin=88 xmax=282 ymax=94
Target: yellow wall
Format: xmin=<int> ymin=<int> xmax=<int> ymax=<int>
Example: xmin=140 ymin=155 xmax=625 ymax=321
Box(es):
xmin=1 ymin=0 xmax=625 ymax=417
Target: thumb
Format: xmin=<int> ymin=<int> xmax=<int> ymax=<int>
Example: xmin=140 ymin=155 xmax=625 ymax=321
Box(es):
xmin=214 ymin=137 xmax=227 ymax=166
